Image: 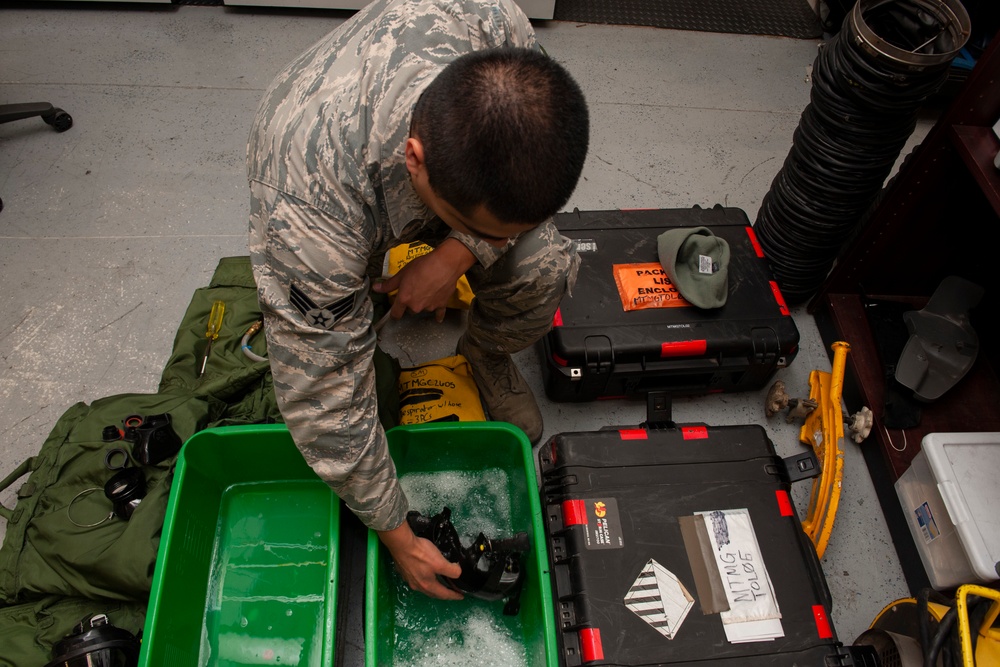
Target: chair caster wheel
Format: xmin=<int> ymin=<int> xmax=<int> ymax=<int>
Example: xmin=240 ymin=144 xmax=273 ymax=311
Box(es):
xmin=44 ymin=109 xmax=73 ymax=132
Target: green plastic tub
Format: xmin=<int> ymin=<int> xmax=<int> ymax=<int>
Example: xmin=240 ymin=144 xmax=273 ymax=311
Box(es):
xmin=139 ymin=425 xmax=339 ymax=667
xmin=364 ymin=422 xmax=557 ymax=667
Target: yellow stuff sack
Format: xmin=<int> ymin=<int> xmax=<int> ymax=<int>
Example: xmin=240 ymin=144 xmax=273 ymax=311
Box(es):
xmin=398 ymin=355 xmax=486 ymax=425
xmin=387 ymin=242 xmax=475 ymax=310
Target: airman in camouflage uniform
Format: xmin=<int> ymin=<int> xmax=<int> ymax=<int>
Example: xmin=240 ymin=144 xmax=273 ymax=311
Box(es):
xmin=247 ymin=0 xmax=588 ymax=598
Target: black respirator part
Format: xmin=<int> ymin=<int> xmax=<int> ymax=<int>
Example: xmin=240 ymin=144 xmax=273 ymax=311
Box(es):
xmin=126 ymin=413 xmax=182 ymax=466
xmin=406 ymin=506 xmax=528 ymax=615
xmin=44 ymin=613 xmax=140 ymax=667
xmin=104 ymin=467 xmax=146 ymax=521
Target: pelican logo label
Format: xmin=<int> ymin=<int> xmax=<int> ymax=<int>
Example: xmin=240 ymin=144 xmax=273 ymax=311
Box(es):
xmin=580 ymin=497 xmax=623 ymax=550
xmin=289 ymin=283 xmax=355 ymax=331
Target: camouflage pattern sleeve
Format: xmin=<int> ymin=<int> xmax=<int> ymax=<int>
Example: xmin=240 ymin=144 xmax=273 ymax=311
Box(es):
xmin=245 ymin=0 xmax=542 ymax=534
xmin=445 ymin=228 xmax=509 ymax=267
xmin=249 ymin=181 xmax=408 ymax=533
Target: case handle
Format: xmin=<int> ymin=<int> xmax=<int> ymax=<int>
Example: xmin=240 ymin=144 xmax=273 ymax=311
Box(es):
xmin=642 ymin=391 xmax=675 ymax=429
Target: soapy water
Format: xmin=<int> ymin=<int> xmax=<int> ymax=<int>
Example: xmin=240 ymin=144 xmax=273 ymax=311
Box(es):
xmin=385 ymin=468 xmax=531 ymax=667
xmin=196 ymin=471 xmax=532 ymax=666
xmin=390 ymin=606 xmax=528 ymax=667
xmin=400 ymin=468 xmax=513 ymax=541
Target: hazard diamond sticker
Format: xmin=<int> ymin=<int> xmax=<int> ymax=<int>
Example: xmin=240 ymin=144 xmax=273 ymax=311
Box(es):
xmin=624 ymin=559 xmax=695 ymax=640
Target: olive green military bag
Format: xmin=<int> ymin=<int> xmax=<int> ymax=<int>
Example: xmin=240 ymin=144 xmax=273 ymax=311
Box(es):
xmin=0 ymin=257 xmax=281 ymax=607
xmin=0 ymin=256 xmax=402 ymax=666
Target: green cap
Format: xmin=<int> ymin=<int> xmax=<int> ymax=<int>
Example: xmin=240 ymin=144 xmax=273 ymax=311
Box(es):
xmin=656 ymin=227 xmax=730 ymax=309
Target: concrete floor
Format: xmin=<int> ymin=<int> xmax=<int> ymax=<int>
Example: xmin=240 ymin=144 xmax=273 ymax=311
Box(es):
xmin=0 ymin=1 xmax=930 ymax=649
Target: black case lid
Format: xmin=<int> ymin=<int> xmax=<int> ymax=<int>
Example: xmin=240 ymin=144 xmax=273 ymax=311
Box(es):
xmin=549 ymin=206 xmax=798 ymax=364
xmin=538 ymin=425 xmax=840 ymax=666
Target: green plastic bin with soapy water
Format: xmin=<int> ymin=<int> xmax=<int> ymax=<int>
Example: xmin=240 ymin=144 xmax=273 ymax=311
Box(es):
xmin=365 ymin=421 xmax=558 ymax=667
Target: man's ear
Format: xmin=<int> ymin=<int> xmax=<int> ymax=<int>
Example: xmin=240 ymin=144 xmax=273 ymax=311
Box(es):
xmin=405 ymin=137 xmax=426 ymax=178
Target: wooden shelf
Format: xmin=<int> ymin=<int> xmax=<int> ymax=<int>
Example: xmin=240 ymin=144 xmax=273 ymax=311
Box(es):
xmin=951 ymin=124 xmax=1000 ymax=217
xmin=817 ymin=292 xmax=1000 ymax=481
xmin=813 ymin=30 xmax=1000 ymax=470
xmin=808 ymin=29 xmax=1000 ymax=592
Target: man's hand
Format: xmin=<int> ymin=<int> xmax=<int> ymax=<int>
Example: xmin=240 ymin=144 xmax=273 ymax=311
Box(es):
xmin=378 ymin=521 xmax=464 ymax=600
xmin=373 ymin=238 xmax=476 ymax=322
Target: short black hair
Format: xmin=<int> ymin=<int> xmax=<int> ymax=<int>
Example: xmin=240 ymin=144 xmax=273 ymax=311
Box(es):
xmin=411 ymin=47 xmax=589 ymax=225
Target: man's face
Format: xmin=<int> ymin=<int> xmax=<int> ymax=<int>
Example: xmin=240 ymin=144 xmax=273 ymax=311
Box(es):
xmin=418 ymin=182 xmax=538 ymax=249
xmin=405 ymin=137 xmax=538 ymax=248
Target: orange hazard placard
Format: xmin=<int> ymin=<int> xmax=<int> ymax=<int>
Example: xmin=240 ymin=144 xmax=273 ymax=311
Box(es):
xmin=613 ymin=263 xmax=691 ymax=311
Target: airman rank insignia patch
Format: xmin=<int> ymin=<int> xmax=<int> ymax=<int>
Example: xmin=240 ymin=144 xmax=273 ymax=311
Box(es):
xmin=289 ymin=283 xmax=355 ymax=330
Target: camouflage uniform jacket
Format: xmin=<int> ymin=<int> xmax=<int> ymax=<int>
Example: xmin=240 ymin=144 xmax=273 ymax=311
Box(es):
xmin=247 ymin=0 xmax=538 ymax=532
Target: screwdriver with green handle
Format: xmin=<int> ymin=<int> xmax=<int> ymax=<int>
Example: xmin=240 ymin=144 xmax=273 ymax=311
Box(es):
xmin=198 ymin=300 xmax=225 ymax=378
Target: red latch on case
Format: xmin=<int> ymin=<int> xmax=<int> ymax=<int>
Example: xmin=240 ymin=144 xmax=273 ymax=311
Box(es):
xmin=619 ymin=429 xmax=648 ymax=440
xmin=769 ymin=281 xmax=790 ymax=316
xmin=775 ymin=490 xmax=794 ymax=517
xmin=745 ymin=225 xmax=765 ymax=258
xmin=562 ymin=499 xmax=588 ymax=526
xmin=681 ymin=426 xmax=708 ymax=440
xmin=812 ymin=605 xmax=834 ymax=639
xmin=660 ymin=340 xmax=707 ymax=357
xmin=579 ymin=627 xmax=604 ymax=662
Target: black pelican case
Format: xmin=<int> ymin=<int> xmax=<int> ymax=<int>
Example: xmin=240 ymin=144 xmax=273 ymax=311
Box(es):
xmin=538 ymin=206 xmax=799 ymax=402
xmin=537 ymin=400 xmax=875 ymax=666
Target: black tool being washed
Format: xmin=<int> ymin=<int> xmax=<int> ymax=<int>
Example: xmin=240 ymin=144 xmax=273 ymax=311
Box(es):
xmin=406 ymin=506 xmax=528 ymax=615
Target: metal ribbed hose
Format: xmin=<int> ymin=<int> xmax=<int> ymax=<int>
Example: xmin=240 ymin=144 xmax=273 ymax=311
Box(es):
xmin=754 ymin=0 xmax=971 ymax=304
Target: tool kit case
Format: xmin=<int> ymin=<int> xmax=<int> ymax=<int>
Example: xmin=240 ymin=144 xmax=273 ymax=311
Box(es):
xmin=539 ymin=206 xmax=798 ymax=402
xmin=538 ymin=407 xmax=867 ymax=666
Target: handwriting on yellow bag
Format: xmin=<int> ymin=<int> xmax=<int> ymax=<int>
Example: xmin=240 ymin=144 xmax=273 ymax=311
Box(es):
xmin=387 ymin=242 xmax=475 ymax=310
xmin=398 ymin=355 xmax=486 ymax=425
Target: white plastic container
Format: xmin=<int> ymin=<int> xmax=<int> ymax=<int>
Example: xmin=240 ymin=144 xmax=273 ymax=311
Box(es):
xmin=895 ymin=432 xmax=1000 ymax=590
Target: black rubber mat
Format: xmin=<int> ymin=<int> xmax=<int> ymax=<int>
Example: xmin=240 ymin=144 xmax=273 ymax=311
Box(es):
xmin=553 ymin=0 xmax=823 ymax=39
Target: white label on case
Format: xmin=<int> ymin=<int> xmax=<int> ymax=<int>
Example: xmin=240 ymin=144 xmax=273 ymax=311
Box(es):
xmin=624 ymin=559 xmax=694 ymax=640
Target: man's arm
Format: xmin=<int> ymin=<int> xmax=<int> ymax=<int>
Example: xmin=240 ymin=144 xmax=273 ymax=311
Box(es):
xmin=250 ymin=185 xmax=461 ymax=598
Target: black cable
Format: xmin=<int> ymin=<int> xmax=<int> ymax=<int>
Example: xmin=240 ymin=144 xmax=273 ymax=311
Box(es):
xmin=916 ymin=588 xmax=996 ymax=667
xmin=925 ymin=605 xmax=958 ymax=667
xmin=918 ymin=588 xmax=932 ymax=661
xmin=754 ymin=0 xmax=966 ymax=304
